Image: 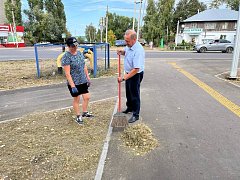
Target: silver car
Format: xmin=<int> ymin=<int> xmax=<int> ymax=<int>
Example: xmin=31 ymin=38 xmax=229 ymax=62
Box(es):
xmin=193 ymin=39 xmax=234 ymax=53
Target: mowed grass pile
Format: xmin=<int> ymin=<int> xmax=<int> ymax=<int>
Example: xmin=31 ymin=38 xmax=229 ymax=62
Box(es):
xmin=0 ymin=59 xmax=120 ymax=90
xmin=121 ymin=123 xmax=159 ymax=156
xmin=0 ymin=99 xmax=115 ymax=179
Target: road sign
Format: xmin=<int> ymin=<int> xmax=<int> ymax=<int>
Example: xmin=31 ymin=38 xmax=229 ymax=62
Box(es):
xmin=61 ymin=33 xmax=66 ymax=39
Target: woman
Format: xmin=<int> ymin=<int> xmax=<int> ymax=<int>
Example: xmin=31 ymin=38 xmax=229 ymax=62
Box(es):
xmin=62 ymin=37 xmax=93 ymax=125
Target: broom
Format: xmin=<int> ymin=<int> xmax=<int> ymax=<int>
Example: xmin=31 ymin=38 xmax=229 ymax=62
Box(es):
xmin=111 ymin=54 xmax=128 ymax=130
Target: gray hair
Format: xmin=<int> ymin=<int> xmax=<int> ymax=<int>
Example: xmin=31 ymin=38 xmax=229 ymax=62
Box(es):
xmin=125 ymin=30 xmax=137 ymax=40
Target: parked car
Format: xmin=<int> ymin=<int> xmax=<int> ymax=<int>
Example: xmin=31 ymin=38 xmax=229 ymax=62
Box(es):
xmin=138 ymin=39 xmax=147 ymax=46
xmin=115 ymin=40 xmax=126 ymax=47
xmin=193 ymin=39 xmax=234 ymax=53
xmin=35 ymin=42 xmax=53 ymax=46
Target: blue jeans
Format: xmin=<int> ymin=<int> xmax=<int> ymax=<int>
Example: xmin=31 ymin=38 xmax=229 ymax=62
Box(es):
xmin=125 ymin=71 xmax=144 ymax=117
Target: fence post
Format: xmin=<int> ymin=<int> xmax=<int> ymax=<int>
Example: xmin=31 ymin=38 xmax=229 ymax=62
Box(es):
xmin=34 ymin=44 xmax=40 ymax=78
xmin=93 ymin=45 xmax=97 ymax=78
xmin=107 ymin=43 xmax=110 ymax=69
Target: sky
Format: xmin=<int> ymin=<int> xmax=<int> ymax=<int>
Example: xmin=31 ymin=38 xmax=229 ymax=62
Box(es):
xmin=21 ymin=0 xmax=223 ymax=36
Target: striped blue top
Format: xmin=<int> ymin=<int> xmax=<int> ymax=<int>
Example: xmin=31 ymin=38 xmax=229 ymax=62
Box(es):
xmin=61 ymin=51 xmax=88 ymax=85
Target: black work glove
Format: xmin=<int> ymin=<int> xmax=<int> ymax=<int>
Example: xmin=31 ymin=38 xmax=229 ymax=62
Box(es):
xmin=87 ymin=81 xmax=91 ymax=87
xmin=71 ymin=87 xmax=78 ymax=95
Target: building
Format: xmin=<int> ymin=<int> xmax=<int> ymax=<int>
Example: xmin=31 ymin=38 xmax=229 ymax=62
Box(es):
xmin=0 ymin=24 xmax=25 ymax=47
xmin=176 ymin=9 xmax=238 ymax=45
xmin=0 ymin=0 xmax=25 ymax=47
xmin=0 ymin=0 xmax=7 ymax=24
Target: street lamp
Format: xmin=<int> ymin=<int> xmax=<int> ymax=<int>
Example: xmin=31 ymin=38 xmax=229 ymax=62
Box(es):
xmin=181 ymin=24 xmax=185 ymax=33
xmin=175 ymin=17 xmax=182 ymax=46
xmin=133 ymin=0 xmax=136 ymax=30
xmin=99 ymin=17 xmax=105 ymax=43
xmin=136 ymin=0 xmax=143 ymax=41
xmin=11 ymin=0 xmax=18 ymax=48
xmin=105 ymin=5 xmax=108 ymax=43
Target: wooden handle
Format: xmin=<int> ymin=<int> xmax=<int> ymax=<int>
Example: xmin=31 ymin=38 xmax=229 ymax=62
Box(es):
xmin=118 ymin=54 xmax=121 ymax=112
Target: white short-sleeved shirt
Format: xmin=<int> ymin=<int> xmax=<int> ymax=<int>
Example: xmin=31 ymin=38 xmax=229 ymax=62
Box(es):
xmin=124 ymin=41 xmax=145 ymax=73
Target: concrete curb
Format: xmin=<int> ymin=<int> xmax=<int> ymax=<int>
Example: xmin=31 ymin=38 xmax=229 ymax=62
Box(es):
xmin=94 ymin=98 xmax=118 ymax=180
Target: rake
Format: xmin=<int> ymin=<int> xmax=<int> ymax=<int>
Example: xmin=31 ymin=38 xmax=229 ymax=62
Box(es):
xmin=111 ymin=54 xmax=128 ymax=131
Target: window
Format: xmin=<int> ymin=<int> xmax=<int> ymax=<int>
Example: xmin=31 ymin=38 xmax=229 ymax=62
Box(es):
xmin=235 ymin=23 xmax=237 ymax=29
xmin=191 ymin=23 xmax=197 ymax=28
xmin=204 ymin=23 xmax=216 ymax=29
xmin=222 ymin=22 xmax=228 ymax=30
xmin=220 ymin=39 xmax=231 ymax=43
xmin=220 ymin=35 xmax=227 ymax=39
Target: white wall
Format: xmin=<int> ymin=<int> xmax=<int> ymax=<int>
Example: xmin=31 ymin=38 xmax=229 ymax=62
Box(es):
xmin=180 ymin=31 xmax=236 ymax=45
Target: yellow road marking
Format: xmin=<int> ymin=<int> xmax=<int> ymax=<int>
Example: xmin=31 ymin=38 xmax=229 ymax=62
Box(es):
xmin=169 ymin=62 xmax=240 ymax=118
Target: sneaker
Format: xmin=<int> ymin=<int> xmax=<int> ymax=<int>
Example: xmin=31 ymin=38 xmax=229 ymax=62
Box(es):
xmin=75 ymin=116 xmax=83 ymax=125
xmin=82 ymin=112 xmax=94 ymax=118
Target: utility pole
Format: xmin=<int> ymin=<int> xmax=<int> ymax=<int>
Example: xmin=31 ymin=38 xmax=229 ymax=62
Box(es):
xmin=99 ymin=17 xmax=104 ymax=43
xmin=230 ymin=4 xmax=240 ymax=78
xmin=166 ymin=26 xmax=169 ymax=45
xmin=175 ymin=20 xmax=180 ymax=46
xmin=136 ymin=0 xmax=143 ymax=41
xmin=133 ymin=0 xmax=136 ymax=30
xmin=11 ymin=0 xmax=18 ymax=48
xmin=105 ymin=5 xmax=108 ymax=43
xmin=140 ymin=0 xmax=146 ymax=29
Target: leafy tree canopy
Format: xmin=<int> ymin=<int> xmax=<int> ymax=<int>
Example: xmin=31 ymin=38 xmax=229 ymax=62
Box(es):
xmin=107 ymin=12 xmax=133 ymax=40
xmin=210 ymin=0 xmax=239 ymax=11
xmin=23 ymin=0 xmax=67 ymax=44
xmin=4 ymin=0 xmax=22 ymax=25
xmin=85 ymin=23 xmax=97 ymax=43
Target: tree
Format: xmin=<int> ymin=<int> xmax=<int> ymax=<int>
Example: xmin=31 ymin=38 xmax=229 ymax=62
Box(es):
xmin=44 ymin=0 xmax=67 ymax=41
xmin=210 ymin=0 xmax=239 ymax=11
xmin=173 ymin=0 xmax=207 ymax=32
xmin=23 ymin=1 xmax=45 ymax=43
xmin=142 ymin=0 xmax=157 ymax=44
xmin=85 ymin=23 xmax=96 ymax=42
xmin=156 ymin=0 xmax=175 ymax=45
xmin=4 ymin=0 xmax=22 ymax=25
xmin=107 ymin=12 xmax=133 ymax=40
xmin=107 ymin=30 xmax=116 ymax=46
xmin=77 ymin=36 xmax=86 ymax=43
xmin=142 ymin=0 xmax=174 ymax=46
xmin=23 ymin=0 xmax=67 ymax=43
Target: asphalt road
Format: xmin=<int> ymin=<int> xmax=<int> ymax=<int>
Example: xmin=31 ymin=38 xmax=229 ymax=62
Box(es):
xmin=0 ymin=46 xmax=234 ymax=61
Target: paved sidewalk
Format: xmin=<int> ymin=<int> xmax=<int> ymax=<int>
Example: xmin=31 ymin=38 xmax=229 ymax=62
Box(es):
xmin=0 ymin=77 xmax=118 ymax=121
xmin=102 ymin=59 xmax=240 ymax=180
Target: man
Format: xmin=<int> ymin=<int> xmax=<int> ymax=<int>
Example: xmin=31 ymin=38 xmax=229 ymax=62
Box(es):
xmin=117 ymin=30 xmax=145 ymax=123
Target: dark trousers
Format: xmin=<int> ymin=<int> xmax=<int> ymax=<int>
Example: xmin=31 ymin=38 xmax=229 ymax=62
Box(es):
xmin=125 ymin=71 xmax=144 ymax=117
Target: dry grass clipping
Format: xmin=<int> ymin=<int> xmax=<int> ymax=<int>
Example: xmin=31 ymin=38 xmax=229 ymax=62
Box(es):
xmin=0 ymin=59 xmax=120 ymax=90
xmin=0 ymin=99 xmax=115 ymax=179
xmin=121 ymin=123 xmax=158 ymax=156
